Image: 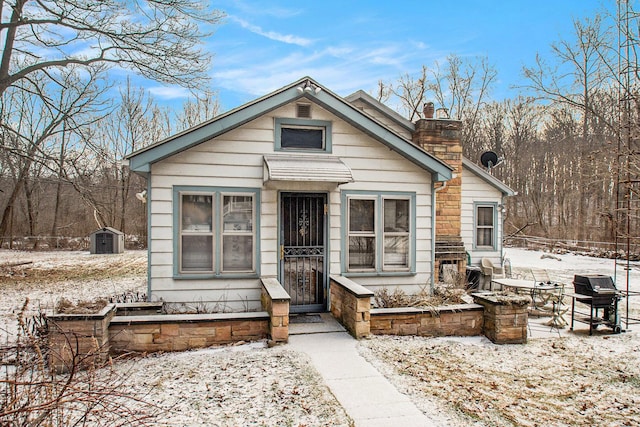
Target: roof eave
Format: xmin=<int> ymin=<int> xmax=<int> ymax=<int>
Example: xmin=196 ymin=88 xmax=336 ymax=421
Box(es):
xmin=128 ymin=82 xmax=311 ymax=173
xmin=345 ymin=90 xmax=415 ymax=133
xmin=127 ymin=77 xmax=452 ymax=181
xmin=312 ymin=89 xmax=452 ymax=181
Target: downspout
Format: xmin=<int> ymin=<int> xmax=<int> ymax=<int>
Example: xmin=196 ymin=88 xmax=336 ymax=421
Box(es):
xmin=500 ymin=194 xmax=506 ymax=265
xmin=146 ymin=178 xmax=152 ymax=301
xmin=430 ymin=179 xmax=448 ymax=293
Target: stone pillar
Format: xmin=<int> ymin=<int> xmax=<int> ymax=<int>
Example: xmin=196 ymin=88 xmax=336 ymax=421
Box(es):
xmin=473 ymin=293 xmax=530 ymax=344
xmin=48 ymin=304 xmax=116 ymax=373
xmin=261 ymin=278 xmax=290 ymax=343
xmin=329 ymin=276 xmax=373 ymax=339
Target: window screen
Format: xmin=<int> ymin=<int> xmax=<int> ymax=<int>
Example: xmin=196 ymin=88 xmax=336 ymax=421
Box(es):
xmin=280 ymin=127 xmax=324 ymax=150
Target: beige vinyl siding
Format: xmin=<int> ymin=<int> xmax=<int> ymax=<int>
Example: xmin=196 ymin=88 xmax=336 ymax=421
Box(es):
xmin=147 ymin=101 xmax=434 ymax=309
xmin=461 ymin=167 xmax=505 ymax=267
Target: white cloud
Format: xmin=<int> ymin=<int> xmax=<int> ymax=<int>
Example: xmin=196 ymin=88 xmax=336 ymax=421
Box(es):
xmin=148 ymin=86 xmax=190 ymax=100
xmin=411 ymin=40 xmax=428 ymax=50
xmin=226 ymin=0 xmax=303 ymax=19
xmin=229 ymin=16 xmax=313 ymax=47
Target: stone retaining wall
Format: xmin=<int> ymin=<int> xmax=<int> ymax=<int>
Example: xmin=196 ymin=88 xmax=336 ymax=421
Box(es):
xmin=109 ymin=312 xmax=269 ymax=353
xmin=370 ymin=304 xmax=484 ymax=337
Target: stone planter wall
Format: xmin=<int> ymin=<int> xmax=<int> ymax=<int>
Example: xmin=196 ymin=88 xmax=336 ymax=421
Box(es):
xmin=370 ymin=304 xmax=483 ymax=337
xmin=47 ymin=302 xmax=272 ymax=370
xmin=329 ymin=275 xmax=373 ymax=338
xmin=48 ymin=304 xmax=116 ymax=373
xmin=109 ymin=312 xmax=269 ymax=353
xmin=473 ymin=292 xmax=530 ymax=344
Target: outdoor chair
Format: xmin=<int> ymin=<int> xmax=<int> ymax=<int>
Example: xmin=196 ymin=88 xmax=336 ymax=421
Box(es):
xmin=480 ymin=258 xmax=506 ymax=288
xmin=480 ymin=258 xmax=505 ymax=279
xmin=531 ymin=268 xmax=554 ymax=285
xmin=530 ymin=268 xmax=568 ymax=329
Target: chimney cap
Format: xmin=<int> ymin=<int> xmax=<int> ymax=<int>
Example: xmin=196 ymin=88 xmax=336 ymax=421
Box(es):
xmin=436 ymin=108 xmax=450 ymax=119
xmin=423 ymin=102 xmax=435 ymax=118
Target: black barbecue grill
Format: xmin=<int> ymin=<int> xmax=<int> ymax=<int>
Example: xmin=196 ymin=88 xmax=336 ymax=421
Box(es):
xmin=569 ymin=274 xmax=622 ymax=334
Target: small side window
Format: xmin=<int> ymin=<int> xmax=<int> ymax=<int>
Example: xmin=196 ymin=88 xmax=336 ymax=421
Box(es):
xmin=476 ymin=205 xmax=495 ymax=248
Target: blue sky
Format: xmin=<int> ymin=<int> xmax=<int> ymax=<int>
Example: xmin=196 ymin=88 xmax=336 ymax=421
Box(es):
xmin=146 ymin=0 xmax=610 ymax=112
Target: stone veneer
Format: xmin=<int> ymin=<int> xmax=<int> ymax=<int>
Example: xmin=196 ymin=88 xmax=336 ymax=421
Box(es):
xmin=412 ymin=118 xmax=463 ymax=239
xmin=412 ymin=117 xmax=466 ymax=278
xmin=329 ymin=275 xmax=374 ymax=338
xmin=48 ymin=304 xmax=116 ymax=373
xmin=109 ymin=312 xmax=269 ymax=353
xmin=473 ymin=292 xmax=530 ymax=344
xmin=370 ymin=304 xmax=484 ymax=337
xmin=261 ymin=278 xmax=290 ymax=343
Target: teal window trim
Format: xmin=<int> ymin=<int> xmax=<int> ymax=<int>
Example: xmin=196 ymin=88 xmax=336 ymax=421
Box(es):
xmin=341 ymin=190 xmax=416 ymax=275
xmin=473 ymin=202 xmax=497 ymax=250
xmin=275 ymin=118 xmax=332 ymax=153
xmin=173 ymin=186 xmax=261 ymax=279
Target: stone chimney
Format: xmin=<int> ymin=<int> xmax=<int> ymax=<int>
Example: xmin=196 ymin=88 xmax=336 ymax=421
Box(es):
xmin=412 ymin=113 xmax=466 ymax=280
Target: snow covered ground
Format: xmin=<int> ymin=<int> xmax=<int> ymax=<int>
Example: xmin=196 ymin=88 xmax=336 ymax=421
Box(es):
xmin=1 ymin=247 xmax=639 ymax=426
xmin=505 ymin=247 xmax=640 ymax=293
xmin=505 ymin=247 xmax=640 ymax=320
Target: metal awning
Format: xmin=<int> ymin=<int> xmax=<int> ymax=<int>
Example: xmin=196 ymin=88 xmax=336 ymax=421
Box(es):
xmin=263 ymin=154 xmax=354 ymax=184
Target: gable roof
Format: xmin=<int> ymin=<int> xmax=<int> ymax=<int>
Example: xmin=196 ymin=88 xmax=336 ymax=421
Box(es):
xmin=126 ymin=77 xmax=453 ymax=182
xmin=346 ymin=91 xmax=515 ymax=196
xmin=461 ymin=158 xmax=515 ymax=196
xmin=345 ymin=90 xmax=415 ymax=134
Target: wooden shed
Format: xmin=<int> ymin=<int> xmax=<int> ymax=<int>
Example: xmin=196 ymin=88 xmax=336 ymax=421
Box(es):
xmin=89 ymin=227 xmax=125 ymax=254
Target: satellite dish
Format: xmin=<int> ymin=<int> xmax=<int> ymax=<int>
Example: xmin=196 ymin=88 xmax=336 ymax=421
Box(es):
xmin=480 ymin=151 xmax=502 ymax=170
xmin=135 ymin=190 xmax=147 ymax=203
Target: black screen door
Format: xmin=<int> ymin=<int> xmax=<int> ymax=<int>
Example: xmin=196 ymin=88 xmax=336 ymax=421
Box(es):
xmin=280 ymin=193 xmax=327 ymax=312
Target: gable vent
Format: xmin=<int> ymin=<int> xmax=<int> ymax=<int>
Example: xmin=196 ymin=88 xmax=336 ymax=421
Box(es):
xmin=296 ymin=103 xmax=312 ymax=118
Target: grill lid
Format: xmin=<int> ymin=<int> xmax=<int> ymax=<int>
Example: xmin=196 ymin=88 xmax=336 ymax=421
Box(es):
xmin=573 ymin=274 xmax=617 ymax=295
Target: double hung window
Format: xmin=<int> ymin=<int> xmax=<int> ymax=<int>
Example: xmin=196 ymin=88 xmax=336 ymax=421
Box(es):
xmin=177 ymin=188 xmax=258 ymax=276
xmin=475 ymin=204 xmax=496 ymax=249
xmin=345 ymin=193 xmax=413 ymax=273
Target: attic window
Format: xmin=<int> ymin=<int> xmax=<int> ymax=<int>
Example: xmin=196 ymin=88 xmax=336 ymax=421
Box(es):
xmin=296 ymin=103 xmax=312 ymax=118
xmin=274 ymin=118 xmax=332 ymax=153
xmin=281 ymin=126 xmax=324 ymax=150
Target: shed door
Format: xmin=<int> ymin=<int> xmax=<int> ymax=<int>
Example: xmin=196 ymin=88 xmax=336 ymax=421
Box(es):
xmin=280 ymin=193 xmax=327 ymax=313
xmin=96 ymin=232 xmax=113 ymax=254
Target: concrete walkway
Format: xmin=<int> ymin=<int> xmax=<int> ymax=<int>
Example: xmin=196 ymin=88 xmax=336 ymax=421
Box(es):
xmin=287 ymin=313 xmax=439 ymax=427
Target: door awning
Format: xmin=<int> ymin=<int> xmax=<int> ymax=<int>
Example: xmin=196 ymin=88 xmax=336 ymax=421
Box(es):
xmin=263 ymin=154 xmax=354 ymax=184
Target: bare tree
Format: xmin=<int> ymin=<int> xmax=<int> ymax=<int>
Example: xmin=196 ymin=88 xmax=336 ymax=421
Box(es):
xmin=391 ymin=55 xmax=497 ymax=147
xmin=0 ymin=0 xmax=224 ymax=97
xmin=430 ymin=54 xmax=498 ymax=145
xmin=176 ymin=89 xmax=221 ymax=131
xmin=393 ymin=66 xmax=429 ymax=121
xmin=522 ymin=14 xmax=619 ymax=242
xmin=0 ymin=67 xmax=109 ymax=243
xmin=373 ymin=80 xmax=392 ymax=104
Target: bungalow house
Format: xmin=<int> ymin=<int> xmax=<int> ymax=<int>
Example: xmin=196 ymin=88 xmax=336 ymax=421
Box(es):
xmin=126 ymin=77 xmax=514 ymax=314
